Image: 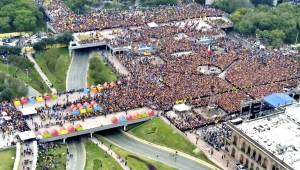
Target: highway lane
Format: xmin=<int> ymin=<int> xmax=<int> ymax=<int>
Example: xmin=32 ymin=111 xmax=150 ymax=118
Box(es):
xmin=103 ymin=132 xmax=211 ymax=170
xmin=66 ymin=50 xmax=90 ymax=90
xmin=66 ymin=50 xmax=89 ymax=170
xmin=67 ymin=139 xmax=86 ymax=170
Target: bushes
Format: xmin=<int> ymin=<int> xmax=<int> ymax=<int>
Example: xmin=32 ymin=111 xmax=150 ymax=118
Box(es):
xmin=141 ymin=0 xmax=177 ymax=6
xmin=33 ymin=32 xmax=73 ymax=51
xmin=0 ymin=0 xmax=44 ymax=33
xmin=0 ymin=46 xmax=21 ymax=56
xmin=7 ymin=56 xmax=34 ymax=70
xmin=35 ymin=48 xmax=70 ymax=91
xmin=0 ymin=72 xmax=27 ymax=101
xmin=212 ymin=0 xmax=253 ymax=13
xmin=230 ymin=4 xmax=300 ymax=47
xmin=63 ymin=0 xmax=90 ymax=14
xmin=88 ymin=56 xmax=117 ymax=85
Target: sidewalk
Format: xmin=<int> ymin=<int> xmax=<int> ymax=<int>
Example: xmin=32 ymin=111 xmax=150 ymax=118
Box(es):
xmin=26 ymin=52 xmax=57 ymax=93
xmin=90 ymin=137 xmax=130 ymax=170
xmin=160 ymin=116 xmax=233 ymax=170
xmin=185 ymin=131 xmax=236 ymax=170
xmin=123 ymin=131 xmax=220 ymax=170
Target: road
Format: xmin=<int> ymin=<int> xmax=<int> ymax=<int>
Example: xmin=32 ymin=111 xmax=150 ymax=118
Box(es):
xmin=66 ymin=50 xmax=90 ymax=90
xmin=103 ymin=132 xmax=211 ymax=170
xmin=67 ymin=140 xmax=86 ymax=170
xmin=66 ymin=50 xmax=89 ymax=170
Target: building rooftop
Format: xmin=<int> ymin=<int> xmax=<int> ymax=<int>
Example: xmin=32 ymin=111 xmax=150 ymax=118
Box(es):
xmin=236 ymin=104 xmax=300 ymax=170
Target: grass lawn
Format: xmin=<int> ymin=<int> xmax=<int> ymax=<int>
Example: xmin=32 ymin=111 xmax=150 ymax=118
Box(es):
xmin=96 ymin=135 xmax=177 ymax=170
xmin=0 ymin=148 xmax=16 ymax=170
xmin=84 ymin=139 xmax=122 ymax=170
xmin=87 ymin=52 xmax=117 ymax=85
xmin=0 ymin=63 xmax=49 ymax=93
xmin=37 ymin=144 xmax=67 ymax=170
xmin=36 ymin=48 xmax=71 ymax=92
xmin=128 ymin=117 xmax=215 ymax=165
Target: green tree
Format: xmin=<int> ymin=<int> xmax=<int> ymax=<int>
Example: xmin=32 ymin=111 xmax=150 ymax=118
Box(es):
xmin=212 ymin=0 xmax=253 ymax=13
xmin=0 ymin=88 xmax=13 ymax=101
xmin=195 ymin=0 xmax=206 ymax=5
xmin=0 ymin=0 xmax=44 ymax=33
xmin=13 ymin=13 xmax=37 ymax=31
xmin=0 ymin=17 xmax=11 ymax=32
xmin=251 ymin=0 xmax=274 ymax=6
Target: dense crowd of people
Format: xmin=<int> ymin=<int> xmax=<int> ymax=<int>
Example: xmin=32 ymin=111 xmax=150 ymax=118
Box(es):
xmin=198 ymin=123 xmax=232 ymax=150
xmin=37 ymin=142 xmax=66 ymax=170
xmin=0 ymin=101 xmax=29 ymax=137
xmin=0 ymin=0 xmax=299 ymax=141
xmin=21 ymin=143 xmax=34 ymax=170
xmin=45 ymin=0 xmax=225 ymax=33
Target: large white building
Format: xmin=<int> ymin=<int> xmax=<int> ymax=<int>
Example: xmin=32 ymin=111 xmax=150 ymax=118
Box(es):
xmin=226 ymin=103 xmax=300 ymax=170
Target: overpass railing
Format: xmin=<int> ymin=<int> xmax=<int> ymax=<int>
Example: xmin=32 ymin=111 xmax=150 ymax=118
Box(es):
xmin=39 ymin=115 xmax=157 ymax=142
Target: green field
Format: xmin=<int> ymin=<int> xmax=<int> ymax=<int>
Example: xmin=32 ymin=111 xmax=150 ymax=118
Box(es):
xmin=97 ymin=135 xmax=177 ymax=170
xmin=0 ymin=63 xmax=48 ymax=93
xmin=129 ymin=117 xmax=214 ymax=164
xmin=36 ymin=48 xmax=71 ymax=92
xmin=87 ymin=52 xmax=117 ymax=85
xmin=37 ymin=144 xmax=67 ymax=170
xmin=0 ymin=148 xmax=16 ymax=170
xmin=84 ymin=139 xmax=122 ymax=170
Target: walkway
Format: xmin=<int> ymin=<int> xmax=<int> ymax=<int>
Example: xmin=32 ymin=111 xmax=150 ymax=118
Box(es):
xmin=102 ymin=132 xmax=211 ymax=170
xmin=26 ymin=52 xmax=57 ymax=93
xmin=18 ymin=141 xmax=38 ymax=170
xmin=66 ymin=50 xmax=90 ymax=90
xmin=185 ymin=131 xmax=236 ymax=170
xmin=67 ymin=139 xmax=86 ymax=170
xmin=103 ymin=51 xmax=130 ymax=76
xmin=90 ymin=137 xmax=130 ymax=170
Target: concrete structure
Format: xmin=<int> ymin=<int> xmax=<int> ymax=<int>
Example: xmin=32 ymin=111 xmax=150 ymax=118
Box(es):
xmin=39 ymin=116 xmax=156 ymax=143
xmin=225 ymin=105 xmax=300 ymax=170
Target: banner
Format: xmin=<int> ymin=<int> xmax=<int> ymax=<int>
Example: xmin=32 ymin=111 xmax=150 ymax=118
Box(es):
xmin=45 ymin=44 xmax=68 ymax=49
xmin=0 ymin=32 xmax=32 ymax=38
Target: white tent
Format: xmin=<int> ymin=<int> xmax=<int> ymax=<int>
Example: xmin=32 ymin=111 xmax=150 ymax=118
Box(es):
xmin=173 ymin=104 xmax=191 ymax=112
xmin=147 ymin=22 xmax=159 ymax=28
xmin=20 ymin=107 xmax=37 ymax=116
xmin=18 ymin=131 xmax=36 ymax=141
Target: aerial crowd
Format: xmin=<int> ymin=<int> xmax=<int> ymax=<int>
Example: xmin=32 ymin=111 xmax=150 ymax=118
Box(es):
xmin=0 ymin=0 xmax=299 ymax=144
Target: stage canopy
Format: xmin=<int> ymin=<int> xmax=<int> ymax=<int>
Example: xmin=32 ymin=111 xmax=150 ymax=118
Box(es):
xmin=20 ymin=106 xmax=37 ymax=116
xmin=263 ymin=93 xmax=295 ymax=108
xmin=173 ymin=103 xmax=191 ymax=112
xmin=18 ymin=131 xmax=36 ymax=141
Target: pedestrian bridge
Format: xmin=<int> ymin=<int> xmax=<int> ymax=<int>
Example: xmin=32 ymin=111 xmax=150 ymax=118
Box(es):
xmin=39 ymin=116 xmax=156 ymax=143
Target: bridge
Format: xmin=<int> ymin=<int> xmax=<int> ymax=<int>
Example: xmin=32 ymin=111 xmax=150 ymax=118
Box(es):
xmin=39 ymin=116 xmax=156 ymax=143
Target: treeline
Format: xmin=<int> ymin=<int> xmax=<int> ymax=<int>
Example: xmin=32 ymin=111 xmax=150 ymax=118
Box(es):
xmin=0 ymin=0 xmax=44 ymax=33
xmin=63 ymin=0 xmax=90 ymax=14
xmin=0 ymin=46 xmax=21 ymax=56
xmin=230 ymin=4 xmax=300 ymax=47
xmin=211 ymin=0 xmax=280 ymax=13
xmin=141 ymin=0 xmax=177 ymax=6
xmin=33 ymin=32 xmax=73 ymax=51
